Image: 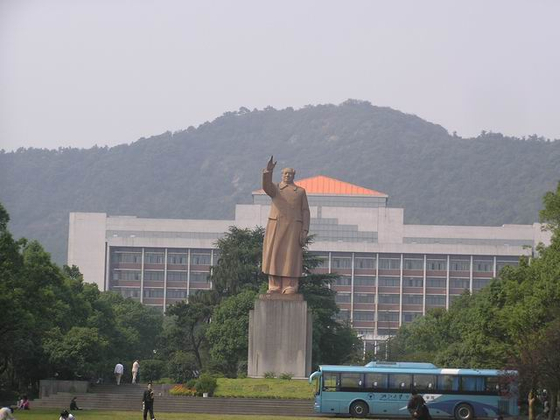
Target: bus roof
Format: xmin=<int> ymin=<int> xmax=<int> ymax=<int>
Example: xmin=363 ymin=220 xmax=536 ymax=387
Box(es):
xmin=318 ymin=363 xmax=512 ymax=377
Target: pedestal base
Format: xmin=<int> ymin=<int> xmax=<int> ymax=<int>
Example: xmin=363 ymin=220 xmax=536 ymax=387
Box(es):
xmin=248 ymin=294 xmax=312 ymax=379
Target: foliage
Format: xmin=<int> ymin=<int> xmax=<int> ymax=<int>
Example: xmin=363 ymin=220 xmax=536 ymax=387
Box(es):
xmin=194 ymin=373 xmax=217 ymax=396
xmin=279 ymin=373 xmax=293 ymax=380
xmin=169 ymin=384 xmax=196 ymax=396
xmin=213 ymin=377 xmax=314 ymax=400
xmin=2 ymin=102 xmax=559 ymax=266
xmin=167 ymin=351 xmax=199 ymax=383
xmin=264 ymin=372 xmax=276 ymax=379
xmin=139 ymin=359 xmax=166 ymax=382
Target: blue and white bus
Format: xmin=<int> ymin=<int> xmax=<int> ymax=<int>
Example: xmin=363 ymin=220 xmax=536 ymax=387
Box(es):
xmin=308 ymin=361 xmax=519 ymax=419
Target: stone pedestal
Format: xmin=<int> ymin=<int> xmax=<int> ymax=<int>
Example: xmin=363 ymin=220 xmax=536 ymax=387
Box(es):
xmin=248 ymin=294 xmax=312 ymax=379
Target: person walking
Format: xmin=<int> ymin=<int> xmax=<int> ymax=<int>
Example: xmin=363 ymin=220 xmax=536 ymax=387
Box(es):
xmin=407 ymin=389 xmax=432 ymax=420
xmin=132 ymin=360 xmax=140 ymax=384
xmin=114 ymin=362 xmax=124 ymax=385
xmin=59 ymin=409 xmax=75 ymax=420
xmin=0 ymin=407 xmax=16 ymax=420
xmin=142 ymin=382 xmax=156 ymax=420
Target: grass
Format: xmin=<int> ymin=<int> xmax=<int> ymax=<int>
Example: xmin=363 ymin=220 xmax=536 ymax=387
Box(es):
xmin=214 ymin=378 xmax=314 ymax=400
xmin=14 ymin=409 xmax=319 ymax=420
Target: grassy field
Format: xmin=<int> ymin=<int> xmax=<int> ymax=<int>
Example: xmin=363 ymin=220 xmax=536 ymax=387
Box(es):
xmin=13 ymin=409 xmax=319 ymax=420
xmin=214 ymin=378 xmax=314 ymax=400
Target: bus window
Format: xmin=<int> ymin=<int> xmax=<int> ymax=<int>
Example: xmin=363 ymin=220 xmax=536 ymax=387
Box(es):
xmin=365 ymin=373 xmax=388 ymax=391
xmin=461 ymin=376 xmax=485 ymax=392
xmin=340 ymin=373 xmax=363 ymax=391
xmin=485 ymin=377 xmax=501 ymax=394
xmin=323 ymin=373 xmax=338 ymax=392
xmin=389 ymin=374 xmax=412 ymax=391
xmin=438 ymin=375 xmax=459 ymax=391
xmin=413 ymin=374 xmax=436 ymax=392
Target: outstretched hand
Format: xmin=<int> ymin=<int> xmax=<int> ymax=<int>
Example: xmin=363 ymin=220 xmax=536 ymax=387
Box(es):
xmin=266 ymin=155 xmax=277 ymax=172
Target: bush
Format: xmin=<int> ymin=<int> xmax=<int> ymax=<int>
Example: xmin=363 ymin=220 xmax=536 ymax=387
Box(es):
xmin=140 ymin=359 xmax=166 ymax=382
xmin=169 ymin=384 xmax=196 ymax=396
xmin=237 ymin=361 xmax=248 ymax=378
xmin=195 ymin=373 xmax=217 ymax=396
xmin=264 ymin=371 xmax=276 ymax=379
xmin=279 ymin=372 xmax=293 ymax=380
xmin=186 ymin=379 xmax=197 ymax=388
xmin=168 ymin=351 xmax=199 ymax=383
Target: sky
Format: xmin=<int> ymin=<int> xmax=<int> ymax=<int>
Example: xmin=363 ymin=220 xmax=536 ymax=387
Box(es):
xmin=1 ymin=0 xmax=559 ymax=151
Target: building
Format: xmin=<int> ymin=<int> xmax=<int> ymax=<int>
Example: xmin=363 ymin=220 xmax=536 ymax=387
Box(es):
xmin=67 ymin=175 xmax=551 ymax=346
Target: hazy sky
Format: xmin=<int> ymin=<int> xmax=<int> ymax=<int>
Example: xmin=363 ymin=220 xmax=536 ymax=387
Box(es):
xmin=1 ymin=0 xmax=559 ymax=151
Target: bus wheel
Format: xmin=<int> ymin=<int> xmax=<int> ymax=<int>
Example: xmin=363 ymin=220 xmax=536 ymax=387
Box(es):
xmin=454 ymin=403 xmax=474 ymax=420
xmin=350 ymin=400 xmax=369 ymax=418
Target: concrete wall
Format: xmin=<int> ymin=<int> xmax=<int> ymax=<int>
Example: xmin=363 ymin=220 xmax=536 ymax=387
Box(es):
xmin=40 ymin=380 xmax=89 ymax=398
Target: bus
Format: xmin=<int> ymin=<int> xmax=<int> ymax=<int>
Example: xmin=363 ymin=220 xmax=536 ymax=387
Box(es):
xmin=308 ymin=361 xmax=519 ymax=419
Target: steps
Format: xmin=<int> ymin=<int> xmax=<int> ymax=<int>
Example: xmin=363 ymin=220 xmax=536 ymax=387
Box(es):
xmin=32 ymin=383 xmax=317 ymax=417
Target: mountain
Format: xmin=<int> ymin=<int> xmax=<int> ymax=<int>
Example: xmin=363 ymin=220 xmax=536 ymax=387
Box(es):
xmin=1 ymin=100 xmax=559 ymax=265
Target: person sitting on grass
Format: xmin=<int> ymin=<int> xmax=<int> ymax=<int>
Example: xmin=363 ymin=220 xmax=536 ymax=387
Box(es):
xmin=70 ymin=397 xmax=82 ymax=411
xmin=59 ymin=409 xmax=75 ymax=420
xmin=0 ymin=407 xmax=16 ymax=420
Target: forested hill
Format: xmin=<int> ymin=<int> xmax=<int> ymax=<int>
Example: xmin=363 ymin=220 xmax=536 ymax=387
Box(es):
xmin=1 ymin=100 xmax=559 ymax=265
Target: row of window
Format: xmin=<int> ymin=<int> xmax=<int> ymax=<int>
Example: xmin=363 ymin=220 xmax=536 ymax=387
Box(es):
xmin=119 ymin=288 xmax=197 ymax=299
xmin=337 ymin=311 xmax=423 ymax=322
xmin=322 ymin=372 xmax=505 ymax=395
xmin=321 ymin=257 xmax=513 ymax=272
xmin=113 ymin=252 xmax=212 ymax=265
xmin=334 ymin=276 xmax=493 ymax=289
xmin=112 ymin=270 xmax=210 ymax=283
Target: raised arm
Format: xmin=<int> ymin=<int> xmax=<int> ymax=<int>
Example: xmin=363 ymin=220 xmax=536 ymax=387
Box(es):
xmin=262 ymin=155 xmax=277 ymax=198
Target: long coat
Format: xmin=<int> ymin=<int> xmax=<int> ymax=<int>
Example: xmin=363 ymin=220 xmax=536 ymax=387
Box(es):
xmin=262 ymin=170 xmax=310 ymax=278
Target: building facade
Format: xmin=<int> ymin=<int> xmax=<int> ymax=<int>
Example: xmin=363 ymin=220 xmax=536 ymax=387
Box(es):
xmin=67 ymin=176 xmax=551 ymax=346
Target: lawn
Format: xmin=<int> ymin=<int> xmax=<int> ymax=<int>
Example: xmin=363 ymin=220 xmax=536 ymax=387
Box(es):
xmin=214 ymin=378 xmax=314 ymax=400
xmin=13 ymin=409 xmax=319 ymax=420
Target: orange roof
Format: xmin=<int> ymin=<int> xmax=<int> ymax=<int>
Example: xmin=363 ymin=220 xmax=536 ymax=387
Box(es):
xmin=254 ymin=175 xmax=387 ymax=197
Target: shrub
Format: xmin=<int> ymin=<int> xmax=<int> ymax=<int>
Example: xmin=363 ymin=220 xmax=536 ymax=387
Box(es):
xmin=169 ymin=384 xmax=196 ymax=396
xmin=237 ymin=361 xmax=248 ymax=378
xmin=186 ymin=379 xmax=197 ymax=389
xmin=168 ymin=351 xmax=199 ymax=383
xmin=264 ymin=371 xmax=276 ymax=379
xmin=153 ymin=377 xmax=175 ymax=384
xmin=279 ymin=372 xmax=293 ymax=380
xmin=140 ymin=359 xmax=166 ymax=382
xmin=195 ymin=373 xmax=217 ymax=396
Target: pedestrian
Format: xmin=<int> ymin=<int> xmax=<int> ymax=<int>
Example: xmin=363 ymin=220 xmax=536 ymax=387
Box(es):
xmin=142 ymin=382 xmax=156 ymax=420
xmin=407 ymin=389 xmax=432 ymax=420
xmin=16 ymin=395 xmax=29 ymax=410
xmin=0 ymin=407 xmax=16 ymax=420
xmin=59 ymin=409 xmax=75 ymax=420
xmin=114 ymin=362 xmax=124 ymax=385
xmin=132 ymin=360 xmax=140 ymax=384
xmin=69 ymin=397 xmax=82 ymax=411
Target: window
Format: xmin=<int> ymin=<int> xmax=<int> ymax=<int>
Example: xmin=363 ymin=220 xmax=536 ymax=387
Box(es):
xmin=115 ymin=252 xmax=141 ymax=263
xmin=120 ymin=288 xmax=140 ymax=298
xmin=167 ymin=289 xmax=188 ymax=299
xmin=473 ymin=279 xmax=491 ymax=290
xmin=427 ymin=277 xmax=446 ymax=288
xmin=438 ymin=375 xmax=459 ymax=391
xmin=323 ymin=373 xmax=338 ymax=392
xmin=389 ymin=374 xmax=412 ymax=390
xmin=168 ymin=271 xmax=188 ymax=282
xmin=143 ymin=288 xmax=164 ymax=298
xmin=334 ymin=276 xmax=351 ymax=286
xmin=485 ymin=376 xmax=501 ymax=394
xmin=168 ymin=253 xmax=187 ymax=265
xmin=378 ymin=312 xmax=399 ymax=321
xmin=377 ymin=328 xmax=397 ymax=336
xmin=191 ymin=272 xmax=209 ymax=283
xmin=144 ymin=271 xmax=164 ymax=281
xmin=414 ymin=374 xmax=436 ymax=392
xmin=403 ymin=294 xmax=422 ymax=305
xmin=354 ymin=276 xmax=376 ymax=286
xmin=335 ymin=293 xmax=351 ymax=304
xmin=474 ymin=260 xmax=492 ymax=272
xmin=332 ymin=257 xmax=352 ymax=269
xmin=426 ymin=295 xmax=446 ymax=306
xmin=145 ymin=252 xmax=164 ymax=264
xmin=113 ymin=270 xmax=141 ymax=281
xmin=497 ymin=260 xmax=518 ymax=273
xmin=355 ymin=257 xmax=376 ymax=269
xmin=191 ymin=253 xmax=211 ymax=265
xmin=340 ymin=373 xmax=363 ymax=391
xmin=378 ymin=294 xmax=399 ymax=304
xmin=354 ymin=293 xmax=375 ymax=304
xmin=354 ymin=311 xmax=375 ymax=321
xmin=315 ymin=256 xmax=329 ymax=268
xmin=450 ymin=278 xmax=469 ymax=289
xmin=426 ymin=259 xmax=446 ymax=271
xmin=461 ymin=376 xmax=485 ymax=392
xmin=404 ymin=258 xmax=423 ymax=270
xmin=379 ymin=277 xmax=399 ymax=287
xmin=365 ymin=373 xmax=388 ymax=390
xmin=404 ymin=277 xmax=423 ymax=287
xmin=450 ymin=259 xmax=470 ymax=271
xmin=336 ymin=310 xmax=350 ymax=321
xmin=379 ymin=258 xmax=401 ymax=270
xmin=403 ymin=312 xmax=422 ymax=323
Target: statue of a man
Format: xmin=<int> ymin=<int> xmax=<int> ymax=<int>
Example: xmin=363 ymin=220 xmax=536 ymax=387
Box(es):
xmin=261 ymin=156 xmax=310 ymax=294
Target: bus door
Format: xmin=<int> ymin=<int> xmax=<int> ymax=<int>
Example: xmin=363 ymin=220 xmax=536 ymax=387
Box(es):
xmin=320 ymin=372 xmax=341 ymax=413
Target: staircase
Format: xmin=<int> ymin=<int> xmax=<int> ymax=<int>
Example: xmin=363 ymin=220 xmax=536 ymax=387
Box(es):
xmin=32 ymin=383 xmax=317 ymax=417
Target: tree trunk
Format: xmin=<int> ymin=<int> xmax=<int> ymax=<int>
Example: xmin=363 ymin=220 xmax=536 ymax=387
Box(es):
xmin=529 ymin=391 xmax=536 ymax=420
xmin=548 ymin=390 xmax=558 ymax=420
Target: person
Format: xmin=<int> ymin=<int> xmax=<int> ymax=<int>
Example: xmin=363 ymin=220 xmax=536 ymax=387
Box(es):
xmin=132 ymin=360 xmax=140 ymax=384
xmin=407 ymin=389 xmax=432 ymax=420
xmin=114 ymin=362 xmax=124 ymax=385
xmin=59 ymin=409 xmax=75 ymax=420
xmin=16 ymin=395 xmax=29 ymax=410
xmin=69 ymin=397 xmax=81 ymax=411
xmin=261 ymin=156 xmax=310 ymax=294
xmin=0 ymin=407 xmax=16 ymax=420
xmin=142 ymin=382 xmax=156 ymax=420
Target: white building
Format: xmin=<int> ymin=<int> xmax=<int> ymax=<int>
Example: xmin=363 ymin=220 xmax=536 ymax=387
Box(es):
xmin=68 ymin=175 xmax=551 ymax=345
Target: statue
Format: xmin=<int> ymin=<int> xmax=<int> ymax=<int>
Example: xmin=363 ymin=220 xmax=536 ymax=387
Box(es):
xmin=261 ymin=156 xmax=310 ymax=294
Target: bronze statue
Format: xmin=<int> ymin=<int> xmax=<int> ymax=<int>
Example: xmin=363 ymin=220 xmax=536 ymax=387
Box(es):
xmin=261 ymin=156 xmax=310 ymax=294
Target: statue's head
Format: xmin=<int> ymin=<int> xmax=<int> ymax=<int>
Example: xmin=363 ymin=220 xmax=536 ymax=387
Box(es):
xmin=281 ymin=167 xmax=295 ymax=184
